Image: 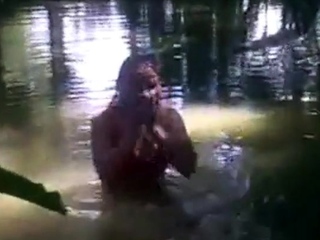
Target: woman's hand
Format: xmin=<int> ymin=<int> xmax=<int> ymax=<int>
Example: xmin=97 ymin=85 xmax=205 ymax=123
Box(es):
xmin=132 ymin=124 xmax=169 ymax=159
xmin=153 ymin=124 xmax=168 ymax=142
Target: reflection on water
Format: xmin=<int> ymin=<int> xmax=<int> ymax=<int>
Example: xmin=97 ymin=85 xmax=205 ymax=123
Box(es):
xmin=0 ymin=0 xmax=319 ymax=239
xmin=252 ymin=3 xmax=282 ymax=40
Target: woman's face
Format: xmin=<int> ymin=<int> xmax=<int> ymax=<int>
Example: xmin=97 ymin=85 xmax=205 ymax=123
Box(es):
xmin=117 ymin=56 xmax=161 ymax=107
xmin=134 ymin=62 xmax=160 ymax=107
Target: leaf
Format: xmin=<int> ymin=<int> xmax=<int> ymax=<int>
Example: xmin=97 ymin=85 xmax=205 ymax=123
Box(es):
xmin=0 ymin=166 xmax=67 ymax=215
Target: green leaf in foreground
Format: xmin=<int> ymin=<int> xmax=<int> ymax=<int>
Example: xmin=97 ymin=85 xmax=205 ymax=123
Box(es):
xmin=0 ymin=166 xmax=67 ymax=215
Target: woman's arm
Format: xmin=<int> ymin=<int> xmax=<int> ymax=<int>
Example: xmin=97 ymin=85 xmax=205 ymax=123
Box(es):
xmin=160 ymin=108 xmax=198 ymax=178
xmin=90 ymin=109 xmax=141 ymax=179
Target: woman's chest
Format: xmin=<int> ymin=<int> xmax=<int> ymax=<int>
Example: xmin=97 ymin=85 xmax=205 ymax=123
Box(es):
xmin=108 ymin=106 xmax=173 ymax=145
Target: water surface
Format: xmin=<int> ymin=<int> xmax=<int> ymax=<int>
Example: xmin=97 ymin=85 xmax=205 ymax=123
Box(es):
xmin=0 ymin=1 xmax=318 ymax=239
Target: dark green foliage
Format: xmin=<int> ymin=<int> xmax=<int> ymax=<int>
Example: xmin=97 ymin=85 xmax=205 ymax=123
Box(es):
xmin=0 ymin=166 xmax=67 ymax=215
xmin=244 ymin=105 xmax=320 ymax=239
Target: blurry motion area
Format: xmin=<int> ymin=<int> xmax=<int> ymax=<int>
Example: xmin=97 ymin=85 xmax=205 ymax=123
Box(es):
xmin=0 ymin=166 xmax=67 ymax=215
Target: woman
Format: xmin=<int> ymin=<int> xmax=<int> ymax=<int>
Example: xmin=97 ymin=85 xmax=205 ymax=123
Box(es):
xmin=90 ymin=54 xmax=197 ymax=209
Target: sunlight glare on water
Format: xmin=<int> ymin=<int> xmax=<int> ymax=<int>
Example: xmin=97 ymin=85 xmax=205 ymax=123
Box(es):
xmin=0 ymin=1 xmax=272 ymax=239
xmin=0 ymin=101 xmax=266 ymax=240
xmin=253 ymin=3 xmax=282 ymax=41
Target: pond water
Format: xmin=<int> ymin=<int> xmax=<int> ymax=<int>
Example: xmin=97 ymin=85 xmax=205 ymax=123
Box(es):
xmin=0 ymin=1 xmax=319 ymax=240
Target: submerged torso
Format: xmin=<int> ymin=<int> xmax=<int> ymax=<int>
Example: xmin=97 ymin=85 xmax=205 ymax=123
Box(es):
xmin=102 ymin=104 xmax=170 ymax=199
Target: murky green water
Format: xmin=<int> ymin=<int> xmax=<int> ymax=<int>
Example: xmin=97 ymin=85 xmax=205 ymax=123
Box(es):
xmin=0 ymin=0 xmax=320 ymax=239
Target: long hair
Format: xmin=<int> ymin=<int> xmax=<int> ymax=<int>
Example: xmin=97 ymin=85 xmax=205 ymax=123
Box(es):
xmin=110 ymin=54 xmax=162 ymax=107
xmin=98 ymin=54 xmax=171 ymax=197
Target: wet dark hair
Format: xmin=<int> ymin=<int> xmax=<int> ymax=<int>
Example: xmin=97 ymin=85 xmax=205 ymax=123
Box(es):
xmin=109 ymin=54 xmax=161 ymax=108
xmin=116 ymin=54 xmax=159 ymax=92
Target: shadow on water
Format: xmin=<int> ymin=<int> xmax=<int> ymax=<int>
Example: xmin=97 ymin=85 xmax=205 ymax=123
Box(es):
xmin=0 ymin=0 xmax=320 ymax=239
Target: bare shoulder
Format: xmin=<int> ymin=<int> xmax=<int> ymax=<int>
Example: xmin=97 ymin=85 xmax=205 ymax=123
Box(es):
xmin=158 ymin=105 xmax=181 ymax=119
xmin=91 ymin=107 xmax=117 ymax=127
xmin=157 ymin=106 xmax=185 ymax=130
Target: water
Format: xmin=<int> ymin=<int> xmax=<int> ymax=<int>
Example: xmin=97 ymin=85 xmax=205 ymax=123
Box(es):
xmin=0 ymin=0 xmax=319 ymax=239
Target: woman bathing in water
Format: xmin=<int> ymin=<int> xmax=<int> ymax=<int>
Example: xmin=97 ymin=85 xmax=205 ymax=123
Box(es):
xmin=90 ymin=54 xmax=197 ymax=210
